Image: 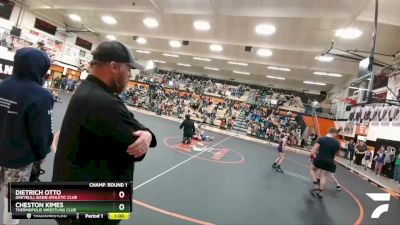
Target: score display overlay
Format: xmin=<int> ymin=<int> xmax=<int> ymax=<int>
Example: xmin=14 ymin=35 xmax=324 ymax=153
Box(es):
xmin=9 ymin=182 xmax=132 ymax=220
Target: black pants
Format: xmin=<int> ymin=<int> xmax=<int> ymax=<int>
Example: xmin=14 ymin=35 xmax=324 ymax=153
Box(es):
xmin=349 ymin=150 xmax=354 ymax=161
xmin=354 ymin=153 xmax=364 ymax=165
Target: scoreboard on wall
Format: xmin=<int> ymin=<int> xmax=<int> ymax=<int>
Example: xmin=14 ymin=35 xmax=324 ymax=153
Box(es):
xmin=9 ymin=182 xmax=132 ymax=220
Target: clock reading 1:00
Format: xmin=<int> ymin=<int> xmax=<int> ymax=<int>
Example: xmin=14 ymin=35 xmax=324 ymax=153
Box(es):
xmin=34 ymin=18 xmax=57 ymax=35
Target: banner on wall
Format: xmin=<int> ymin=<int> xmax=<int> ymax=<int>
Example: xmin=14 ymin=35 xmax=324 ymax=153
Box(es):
xmin=387 ymin=70 xmax=400 ymax=101
xmin=341 ymin=121 xmax=356 ymax=137
xmin=0 ymin=58 xmax=13 ymax=79
xmin=0 ymin=1 xmax=14 ymax=20
xmin=367 ymin=122 xmax=400 ymax=142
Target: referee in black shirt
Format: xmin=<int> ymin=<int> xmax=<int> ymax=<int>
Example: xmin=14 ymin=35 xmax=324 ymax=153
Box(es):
xmin=309 ymin=127 xmax=340 ymax=199
xmin=52 ymin=41 xmax=157 ymax=225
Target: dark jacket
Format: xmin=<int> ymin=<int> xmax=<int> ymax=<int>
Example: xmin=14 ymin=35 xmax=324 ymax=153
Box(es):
xmin=0 ymin=48 xmax=53 ymax=168
xmin=179 ymin=119 xmax=195 ymax=137
xmin=52 ymin=75 xmax=157 ymax=182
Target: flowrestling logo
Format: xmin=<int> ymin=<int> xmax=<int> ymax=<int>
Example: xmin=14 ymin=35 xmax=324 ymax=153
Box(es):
xmin=366 ymin=193 xmax=390 ymax=218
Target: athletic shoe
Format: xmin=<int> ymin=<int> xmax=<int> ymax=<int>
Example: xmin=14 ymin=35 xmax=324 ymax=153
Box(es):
xmin=310 ymin=189 xmax=323 ymax=199
xmin=336 ymin=185 xmax=342 ymax=191
xmin=272 ymin=163 xmax=277 ymax=168
xmin=276 ymin=166 xmax=284 ymax=173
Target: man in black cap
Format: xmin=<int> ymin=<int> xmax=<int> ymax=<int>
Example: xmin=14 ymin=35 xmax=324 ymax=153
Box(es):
xmin=52 ymin=41 xmax=157 ymax=224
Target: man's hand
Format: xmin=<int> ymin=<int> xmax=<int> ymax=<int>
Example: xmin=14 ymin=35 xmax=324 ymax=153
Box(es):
xmin=126 ymin=131 xmax=152 ymax=158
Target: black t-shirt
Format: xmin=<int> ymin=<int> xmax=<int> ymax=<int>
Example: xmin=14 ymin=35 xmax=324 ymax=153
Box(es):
xmin=316 ymin=136 xmax=339 ymax=161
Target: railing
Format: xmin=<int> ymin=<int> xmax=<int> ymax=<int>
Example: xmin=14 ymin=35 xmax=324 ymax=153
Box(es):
xmin=312 ymin=107 xmax=321 ymax=137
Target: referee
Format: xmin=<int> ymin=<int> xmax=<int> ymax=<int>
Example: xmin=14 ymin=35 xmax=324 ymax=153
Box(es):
xmin=52 ymin=41 xmax=157 ymax=225
xmin=309 ymin=127 xmax=340 ymax=199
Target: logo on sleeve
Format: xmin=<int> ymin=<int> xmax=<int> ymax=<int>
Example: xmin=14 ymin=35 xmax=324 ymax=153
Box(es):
xmin=48 ymin=109 xmax=54 ymax=133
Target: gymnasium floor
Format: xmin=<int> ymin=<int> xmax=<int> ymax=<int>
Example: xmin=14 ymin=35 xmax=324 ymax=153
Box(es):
xmin=1 ymin=93 xmax=399 ymax=225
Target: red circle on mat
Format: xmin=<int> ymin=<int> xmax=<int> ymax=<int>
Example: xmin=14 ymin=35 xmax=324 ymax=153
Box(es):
xmin=163 ymin=137 xmax=245 ymax=164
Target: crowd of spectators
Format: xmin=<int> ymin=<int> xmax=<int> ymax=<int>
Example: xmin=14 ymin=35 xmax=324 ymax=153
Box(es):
xmin=242 ymin=105 xmax=304 ymax=147
xmin=136 ymin=71 xmax=250 ymax=99
xmin=121 ymin=84 xmax=241 ymax=130
xmin=121 ymin=81 xmax=309 ymax=149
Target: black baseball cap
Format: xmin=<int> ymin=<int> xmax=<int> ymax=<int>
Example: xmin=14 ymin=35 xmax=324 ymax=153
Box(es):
xmin=91 ymin=41 xmax=144 ymax=70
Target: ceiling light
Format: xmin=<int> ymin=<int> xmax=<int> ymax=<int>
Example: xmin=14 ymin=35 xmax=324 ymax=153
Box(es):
xmin=193 ymin=20 xmax=210 ymax=31
xmin=257 ymin=49 xmax=272 ymax=57
xmin=313 ymin=71 xmax=342 ymax=77
xmin=335 ymin=28 xmax=362 ymax=39
xmin=136 ymin=37 xmax=147 ymax=44
xmin=209 ymin=44 xmax=223 ymax=52
xmin=106 ymin=35 xmax=116 ymax=41
xmin=143 ymin=18 xmax=159 ymax=28
xmin=69 ymin=14 xmax=81 ymax=22
xmin=255 ymin=24 xmax=276 ymax=35
xmin=163 ymin=53 xmax=179 ymax=58
xmin=227 ymin=61 xmax=248 ymax=66
xmin=303 ymin=81 xmax=326 ymax=86
xmin=177 ymin=63 xmax=191 ymax=67
xmin=204 ymin=67 xmax=219 ymax=71
xmin=153 ymin=60 xmax=166 ymax=64
xmin=169 ymin=40 xmax=182 ymax=48
xmin=315 ymin=55 xmax=334 ymax=62
xmin=101 ymin=15 xmax=117 ymax=25
xmin=193 ymin=57 xmax=211 ymax=62
xmin=266 ymin=75 xmax=285 ymax=80
xmin=136 ymin=50 xmax=151 ymax=54
xmin=233 ymin=71 xmax=250 ymax=75
xmin=267 ymin=66 xmax=291 ymax=72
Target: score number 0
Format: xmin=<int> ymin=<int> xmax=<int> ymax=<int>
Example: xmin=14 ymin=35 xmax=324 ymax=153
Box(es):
xmin=118 ymin=191 xmax=125 ymax=211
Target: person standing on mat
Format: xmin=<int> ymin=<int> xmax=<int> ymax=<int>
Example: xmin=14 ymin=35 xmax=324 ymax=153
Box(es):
xmin=309 ymin=127 xmax=340 ymax=199
xmin=52 ymin=41 xmax=157 ymax=225
xmin=180 ymin=114 xmax=195 ymax=144
xmin=0 ymin=48 xmax=54 ymax=225
xmin=394 ymin=152 xmax=400 ymax=185
xmin=364 ymin=149 xmax=372 ymax=171
xmin=347 ymin=139 xmax=355 ymax=165
xmin=354 ymin=141 xmax=367 ymax=166
xmin=373 ymin=146 xmax=386 ymax=176
xmin=272 ymin=134 xmax=288 ymax=173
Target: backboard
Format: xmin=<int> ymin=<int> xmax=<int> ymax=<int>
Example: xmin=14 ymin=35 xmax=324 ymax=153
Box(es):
xmin=348 ymin=73 xmax=372 ymax=105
